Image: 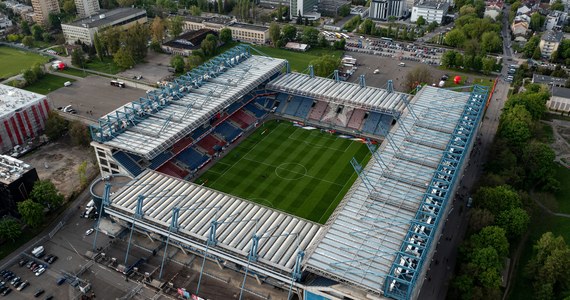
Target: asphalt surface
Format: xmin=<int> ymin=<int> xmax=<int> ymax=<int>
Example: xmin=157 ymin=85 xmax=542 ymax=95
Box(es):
xmin=417 ymin=4 xmax=513 ymax=299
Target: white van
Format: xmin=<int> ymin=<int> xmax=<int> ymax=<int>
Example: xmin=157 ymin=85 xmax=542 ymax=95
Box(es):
xmin=64 ymin=81 xmax=72 ymax=87
xmin=399 ymin=62 xmax=406 ymax=67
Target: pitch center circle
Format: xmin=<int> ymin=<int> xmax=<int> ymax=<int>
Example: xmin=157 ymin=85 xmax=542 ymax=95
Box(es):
xmin=275 ymin=163 xmax=307 ymax=180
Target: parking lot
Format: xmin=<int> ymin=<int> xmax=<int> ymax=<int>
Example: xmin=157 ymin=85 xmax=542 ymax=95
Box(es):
xmin=47 ymin=75 xmax=148 ymax=121
xmin=116 ymin=51 xmax=173 ymax=85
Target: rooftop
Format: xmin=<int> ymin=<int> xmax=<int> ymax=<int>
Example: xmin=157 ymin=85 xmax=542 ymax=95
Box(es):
xmin=532 ymin=73 xmax=566 ymax=85
xmin=162 ymin=29 xmax=215 ymax=50
xmin=414 ymin=0 xmax=450 ymax=10
xmin=541 ymin=30 xmax=564 ymax=43
xmin=107 ymin=170 xmax=323 ymax=277
xmin=266 ymin=73 xmax=407 ymax=114
xmin=90 ymin=45 xmax=286 ymax=159
xmin=229 ymin=22 xmax=269 ymax=32
xmin=0 ymin=84 xmax=45 ymax=120
xmin=304 ymin=85 xmax=489 ymax=297
xmin=0 ymin=155 xmax=34 ymax=185
xmin=67 ymin=8 xmax=146 ymax=28
xmin=552 ymin=86 xmax=570 ymax=98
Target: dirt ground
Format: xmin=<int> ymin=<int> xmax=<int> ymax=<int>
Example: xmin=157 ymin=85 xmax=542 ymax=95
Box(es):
xmin=21 ymin=137 xmax=97 ymax=199
xmin=550 ymin=119 xmax=570 ymax=168
xmin=116 ymin=51 xmax=173 ymax=85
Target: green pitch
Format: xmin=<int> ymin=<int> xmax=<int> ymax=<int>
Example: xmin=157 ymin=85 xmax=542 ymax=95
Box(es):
xmin=196 ymin=120 xmax=371 ymax=224
xmin=0 ymin=46 xmax=49 ymax=79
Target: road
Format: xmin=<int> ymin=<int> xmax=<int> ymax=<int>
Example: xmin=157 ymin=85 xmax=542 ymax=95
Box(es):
xmin=417 ymin=5 xmax=513 ymax=299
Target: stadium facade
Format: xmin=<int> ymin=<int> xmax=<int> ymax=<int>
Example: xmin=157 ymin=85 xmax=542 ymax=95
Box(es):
xmin=89 ymin=45 xmax=489 ymax=300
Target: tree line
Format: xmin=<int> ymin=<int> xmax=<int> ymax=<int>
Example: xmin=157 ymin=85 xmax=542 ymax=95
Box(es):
xmin=444 ymin=5 xmax=502 ymax=54
xmin=441 ymin=50 xmax=500 ymax=75
xmin=450 ymin=85 xmax=557 ymax=299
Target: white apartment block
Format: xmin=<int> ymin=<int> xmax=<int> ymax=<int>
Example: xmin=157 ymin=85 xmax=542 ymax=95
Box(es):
xmin=31 ymin=0 xmax=60 ymax=25
xmin=539 ymin=30 xmax=564 ymax=58
xmin=410 ymin=0 xmax=449 ymax=24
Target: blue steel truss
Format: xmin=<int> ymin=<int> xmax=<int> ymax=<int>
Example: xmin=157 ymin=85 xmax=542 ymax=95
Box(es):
xmin=383 ymin=85 xmax=489 ymax=300
xmin=89 ymin=45 xmax=252 ymax=144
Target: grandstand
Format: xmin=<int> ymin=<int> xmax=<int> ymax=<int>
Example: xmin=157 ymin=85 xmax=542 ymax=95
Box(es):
xmin=89 ymin=44 xmax=490 ymax=300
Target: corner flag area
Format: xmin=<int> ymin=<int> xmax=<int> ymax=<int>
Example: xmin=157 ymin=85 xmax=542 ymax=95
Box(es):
xmin=197 ymin=120 xmax=371 ymax=224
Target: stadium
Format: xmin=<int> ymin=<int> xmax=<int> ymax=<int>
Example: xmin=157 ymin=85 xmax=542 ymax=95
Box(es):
xmin=89 ymin=45 xmax=489 ymax=300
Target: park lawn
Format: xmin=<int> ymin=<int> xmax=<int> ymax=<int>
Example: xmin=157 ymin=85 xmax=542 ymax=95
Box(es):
xmin=0 ymin=46 xmax=49 ymax=79
xmin=443 ymin=73 xmax=495 ymax=88
xmin=57 ymin=67 xmax=89 ymax=78
xmin=84 ymin=57 xmax=122 ymax=74
xmin=197 ymin=120 xmax=370 ymax=224
xmin=251 ymin=46 xmax=343 ymax=72
xmin=21 ymin=74 xmax=75 ymax=95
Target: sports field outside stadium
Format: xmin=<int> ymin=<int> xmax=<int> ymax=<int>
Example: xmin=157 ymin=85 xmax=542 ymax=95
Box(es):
xmin=197 ymin=120 xmax=371 ymax=224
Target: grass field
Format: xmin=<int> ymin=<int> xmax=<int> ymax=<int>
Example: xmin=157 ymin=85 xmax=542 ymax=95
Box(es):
xmin=20 ymin=74 xmax=75 ymax=95
xmin=197 ymin=120 xmax=370 ymax=224
xmin=0 ymin=46 xmax=49 ymax=79
xmin=251 ymin=46 xmax=343 ymax=73
xmin=56 ymin=67 xmax=89 ymax=78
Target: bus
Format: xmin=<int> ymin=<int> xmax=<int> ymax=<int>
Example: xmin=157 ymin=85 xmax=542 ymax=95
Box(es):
xmin=341 ymin=33 xmax=350 ymax=39
xmin=381 ymin=37 xmax=393 ymax=42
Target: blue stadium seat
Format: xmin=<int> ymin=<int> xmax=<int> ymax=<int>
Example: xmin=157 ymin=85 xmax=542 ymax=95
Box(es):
xmin=191 ymin=125 xmax=210 ymax=140
xmin=215 ymin=122 xmax=242 ymax=142
xmin=294 ymin=97 xmax=313 ymax=118
xmin=374 ymin=114 xmax=393 ymax=136
xmin=284 ymin=96 xmax=303 ymax=116
xmin=149 ymin=152 xmax=173 ymax=169
xmin=227 ymin=99 xmax=245 ymax=114
xmin=245 ymin=103 xmax=266 ymax=118
xmin=177 ymin=147 xmax=210 ymax=170
xmin=361 ymin=112 xmax=383 ymax=134
xmin=276 ymin=93 xmax=289 ymax=102
xmin=112 ymin=151 xmax=143 ymax=176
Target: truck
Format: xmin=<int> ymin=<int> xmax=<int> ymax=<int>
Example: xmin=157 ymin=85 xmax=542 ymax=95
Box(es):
xmin=32 ymin=246 xmax=45 ymax=258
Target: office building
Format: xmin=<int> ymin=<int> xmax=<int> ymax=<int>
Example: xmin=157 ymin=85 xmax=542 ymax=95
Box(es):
xmin=31 ymin=0 xmax=60 ymax=25
xmin=0 ymin=155 xmax=39 ymax=217
xmin=369 ymin=0 xmax=406 ymax=20
xmin=410 ymin=0 xmax=449 ymax=24
xmin=183 ymin=16 xmax=269 ymax=44
xmin=75 ymin=0 xmax=100 ymax=18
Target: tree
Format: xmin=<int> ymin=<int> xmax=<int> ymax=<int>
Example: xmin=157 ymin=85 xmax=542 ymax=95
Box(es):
xmin=171 ymin=55 xmax=185 ymax=73
xmin=189 ymin=5 xmax=202 ymax=16
xmin=404 ymin=66 xmax=432 ymax=91
xmin=523 ymin=36 xmax=541 ymax=58
xmin=31 ymin=63 xmax=44 ymax=80
xmin=100 ymin=26 xmax=122 ymax=55
xmin=505 ymin=90 xmax=548 ymax=120
xmin=122 ymin=23 xmax=149 ymax=62
xmin=499 ymin=105 xmax=533 ymax=147
xmin=17 ymin=199 xmax=44 ymax=228
xmin=481 ymin=31 xmax=502 ymax=53
xmin=47 ymin=13 xmax=62 ymax=30
xmin=0 ymin=217 xmax=21 ymax=242
xmin=199 ymin=34 xmax=218 ymax=56
xmin=496 ymin=207 xmax=530 ymax=238
xmin=427 ymin=21 xmax=438 ymax=32
xmin=22 ymin=68 xmax=37 ymax=85
xmin=186 ymin=53 xmax=204 ymax=70
xmin=93 ymin=32 xmax=104 ymax=61
xmin=474 ymin=185 xmax=522 ymax=214
xmin=150 ymin=17 xmax=166 ymax=43
xmin=526 ymin=232 xmax=570 ymax=300
xmin=441 ymin=50 xmax=457 ymax=68
xmin=301 ymin=27 xmax=319 ymax=47
xmin=31 ymin=24 xmax=43 ymax=41
xmin=217 ymin=0 xmax=223 ymax=13
xmin=44 ymin=111 xmax=67 ymax=140
xmin=69 ymin=120 xmax=90 ymax=146
xmin=530 ymin=12 xmax=545 ymax=31
xmin=551 ymin=0 xmax=564 ymax=11
xmin=445 ymin=29 xmax=466 ymax=48
xmin=309 ymin=55 xmax=340 ymax=77
xmin=269 ymin=22 xmax=280 ymax=47
xmin=62 ymin=0 xmax=76 ymax=13
xmin=30 ymin=180 xmax=64 ymax=208
xmin=532 ymin=46 xmax=542 ymax=60
xmin=42 ymin=32 xmax=51 ymax=43
xmin=482 ymin=57 xmax=495 ymax=75
xmin=77 ymin=161 xmax=88 ymax=188
xmin=21 ymin=36 xmax=34 ymax=47
xmin=469 ymin=226 xmax=510 ymax=258
xmin=282 ymin=24 xmax=297 ymax=42
xmin=339 ymin=4 xmax=351 ymax=17
xmin=416 ymin=16 xmax=426 ymax=26
xmin=468 ymin=208 xmax=495 ymax=233
xmin=71 ymin=49 xmax=85 ymax=67
xmin=20 ymin=20 xmax=30 ymax=35
xmin=333 ymin=38 xmax=345 ymax=50
xmin=113 ymin=47 xmax=135 ymax=69
xmin=220 ymin=28 xmax=232 ymax=43
xmin=169 ymin=16 xmax=184 ymax=37
xmin=522 ymin=141 xmax=556 ymax=184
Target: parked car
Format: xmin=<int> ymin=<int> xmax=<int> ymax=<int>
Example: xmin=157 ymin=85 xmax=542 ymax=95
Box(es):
xmin=33 ymin=288 xmax=44 ymax=297
xmin=35 ymin=268 xmax=46 ymax=277
xmin=85 ymin=228 xmax=94 ymax=236
xmin=56 ymin=277 xmax=66 ymax=285
xmin=17 ymin=281 xmax=29 ymax=291
xmin=1 ymin=287 xmax=11 ymax=296
xmin=47 ymin=256 xmax=58 ymax=264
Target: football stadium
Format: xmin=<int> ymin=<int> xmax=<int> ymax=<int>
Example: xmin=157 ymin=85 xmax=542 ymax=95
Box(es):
xmin=89 ymin=45 xmax=490 ymax=300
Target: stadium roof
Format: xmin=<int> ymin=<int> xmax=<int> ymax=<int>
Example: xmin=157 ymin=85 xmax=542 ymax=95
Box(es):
xmin=0 ymin=84 xmax=44 ymax=120
xmin=106 ymin=170 xmax=323 ymax=278
xmin=266 ymin=73 xmax=407 ymax=114
xmin=90 ymin=46 xmax=286 ymax=159
xmin=304 ymin=85 xmax=488 ymax=298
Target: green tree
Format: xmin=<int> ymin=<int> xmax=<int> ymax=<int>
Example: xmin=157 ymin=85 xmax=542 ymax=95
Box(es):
xmin=339 ymin=4 xmax=351 ymax=17
xmin=123 ymin=23 xmax=149 ymax=62
xmin=93 ymin=32 xmax=104 ymax=61
xmin=269 ymin=22 xmax=280 ymax=47
xmin=320 ymin=35 xmax=330 ymax=48
xmin=482 ymin=57 xmax=495 ymax=75
xmin=20 ymin=20 xmax=30 ymax=35
xmin=169 ymin=16 xmax=184 ymax=37
xmin=533 ymin=45 xmax=542 ymax=60
xmin=551 ymin=0 xmax=564 ymax=11
xmin=17 ymin=199 xmax=44 ymax=228
xmin=309 ymin=55 xmax=340 ymax=77
xmin=427 ymin=21 xmax=438 ymax=32
xmin=47 ymin=13 xmax=62 ymax=30
xmin=468 ymin=208 xmax=495 ymax=233
xmin=44 ymin=111 xmax=67 ymax=141
xmin=441 ymin=50 xmax=457 ymax=68
xmin=69 ymin=120 xmax=90 ymax=146
xmin=416 ymin=16 xmax=426 ymax=26
xmin=526 ymin=232 xmax=570 ymax=300
xmin=301 ymin=27 xmax=319 ymax=46
xmin=530 ymin=12 xmax=545 ymax=31
xmin=189 ymin=5 xmax=202 ymax=16
xmin=474 ymin=185 xmax=522 ymax=214
xmin=496 ymin=207 xmax=530 ymax=238
xmin=31 ymin=24 xmax=43 ymax=41
xmin=459 ymin=4 xmax=477 ymax=16
xmin=100 ymin=26 xmax=121 ymax=55
xmin=21 ymin=35 xmax=34 ymax=47
xmin=31 ymin=63 xmax=44 ymax=80
xmin=170 ymin=54 xmax=185 ymax=73
xmin=282 ymin=24 xmax=297 ymax=42
xmin=150 ymin=17 xmax=166 ymax=43
xmin=62 ymin=0 xmax=76 ymax=14
xmin=522 ymin=141 xmax=556 ymax=184
xmin=217 ymin=0 xmax=223 ymax=13
xmin=186 ymin=52 xmax=204 ymax=70
xmin=505 ymin=90 xmax=548 ymax=120
xmin=404 ymin=66 xmax=432 ymax=91
xmin=22 ymin=68 xmax=37 ymax=85
xmin=200 ymin=34 xmax=218 ymax=56
xmin=42 ymin=32 xmax=51 ymax=43
xmin=0 ymin=217 xmax=21 ymax=242
xmin=469 ymin=226 xmax=510 ymax=257
xmin=71 ymin=49 xmax=85 ymax=67
xmin=499 ymin=104 xmax=533 ymax=147
xmin=30 ymin=180 xmax=64 ymax=208
xmin=113 ymin=47 xmax=135 ymax=69
xmin=523 ymin=36 xmax=541 ymax=58
xmin=220 ymin=28 xmax=232 ymax=43
xmin=77 ymin=161 xmax=88 ymax=188
xmin=445 ymin=28 xmax=467 ymax=48
xmin=481 ymin=31 xmax=502 ymax=53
